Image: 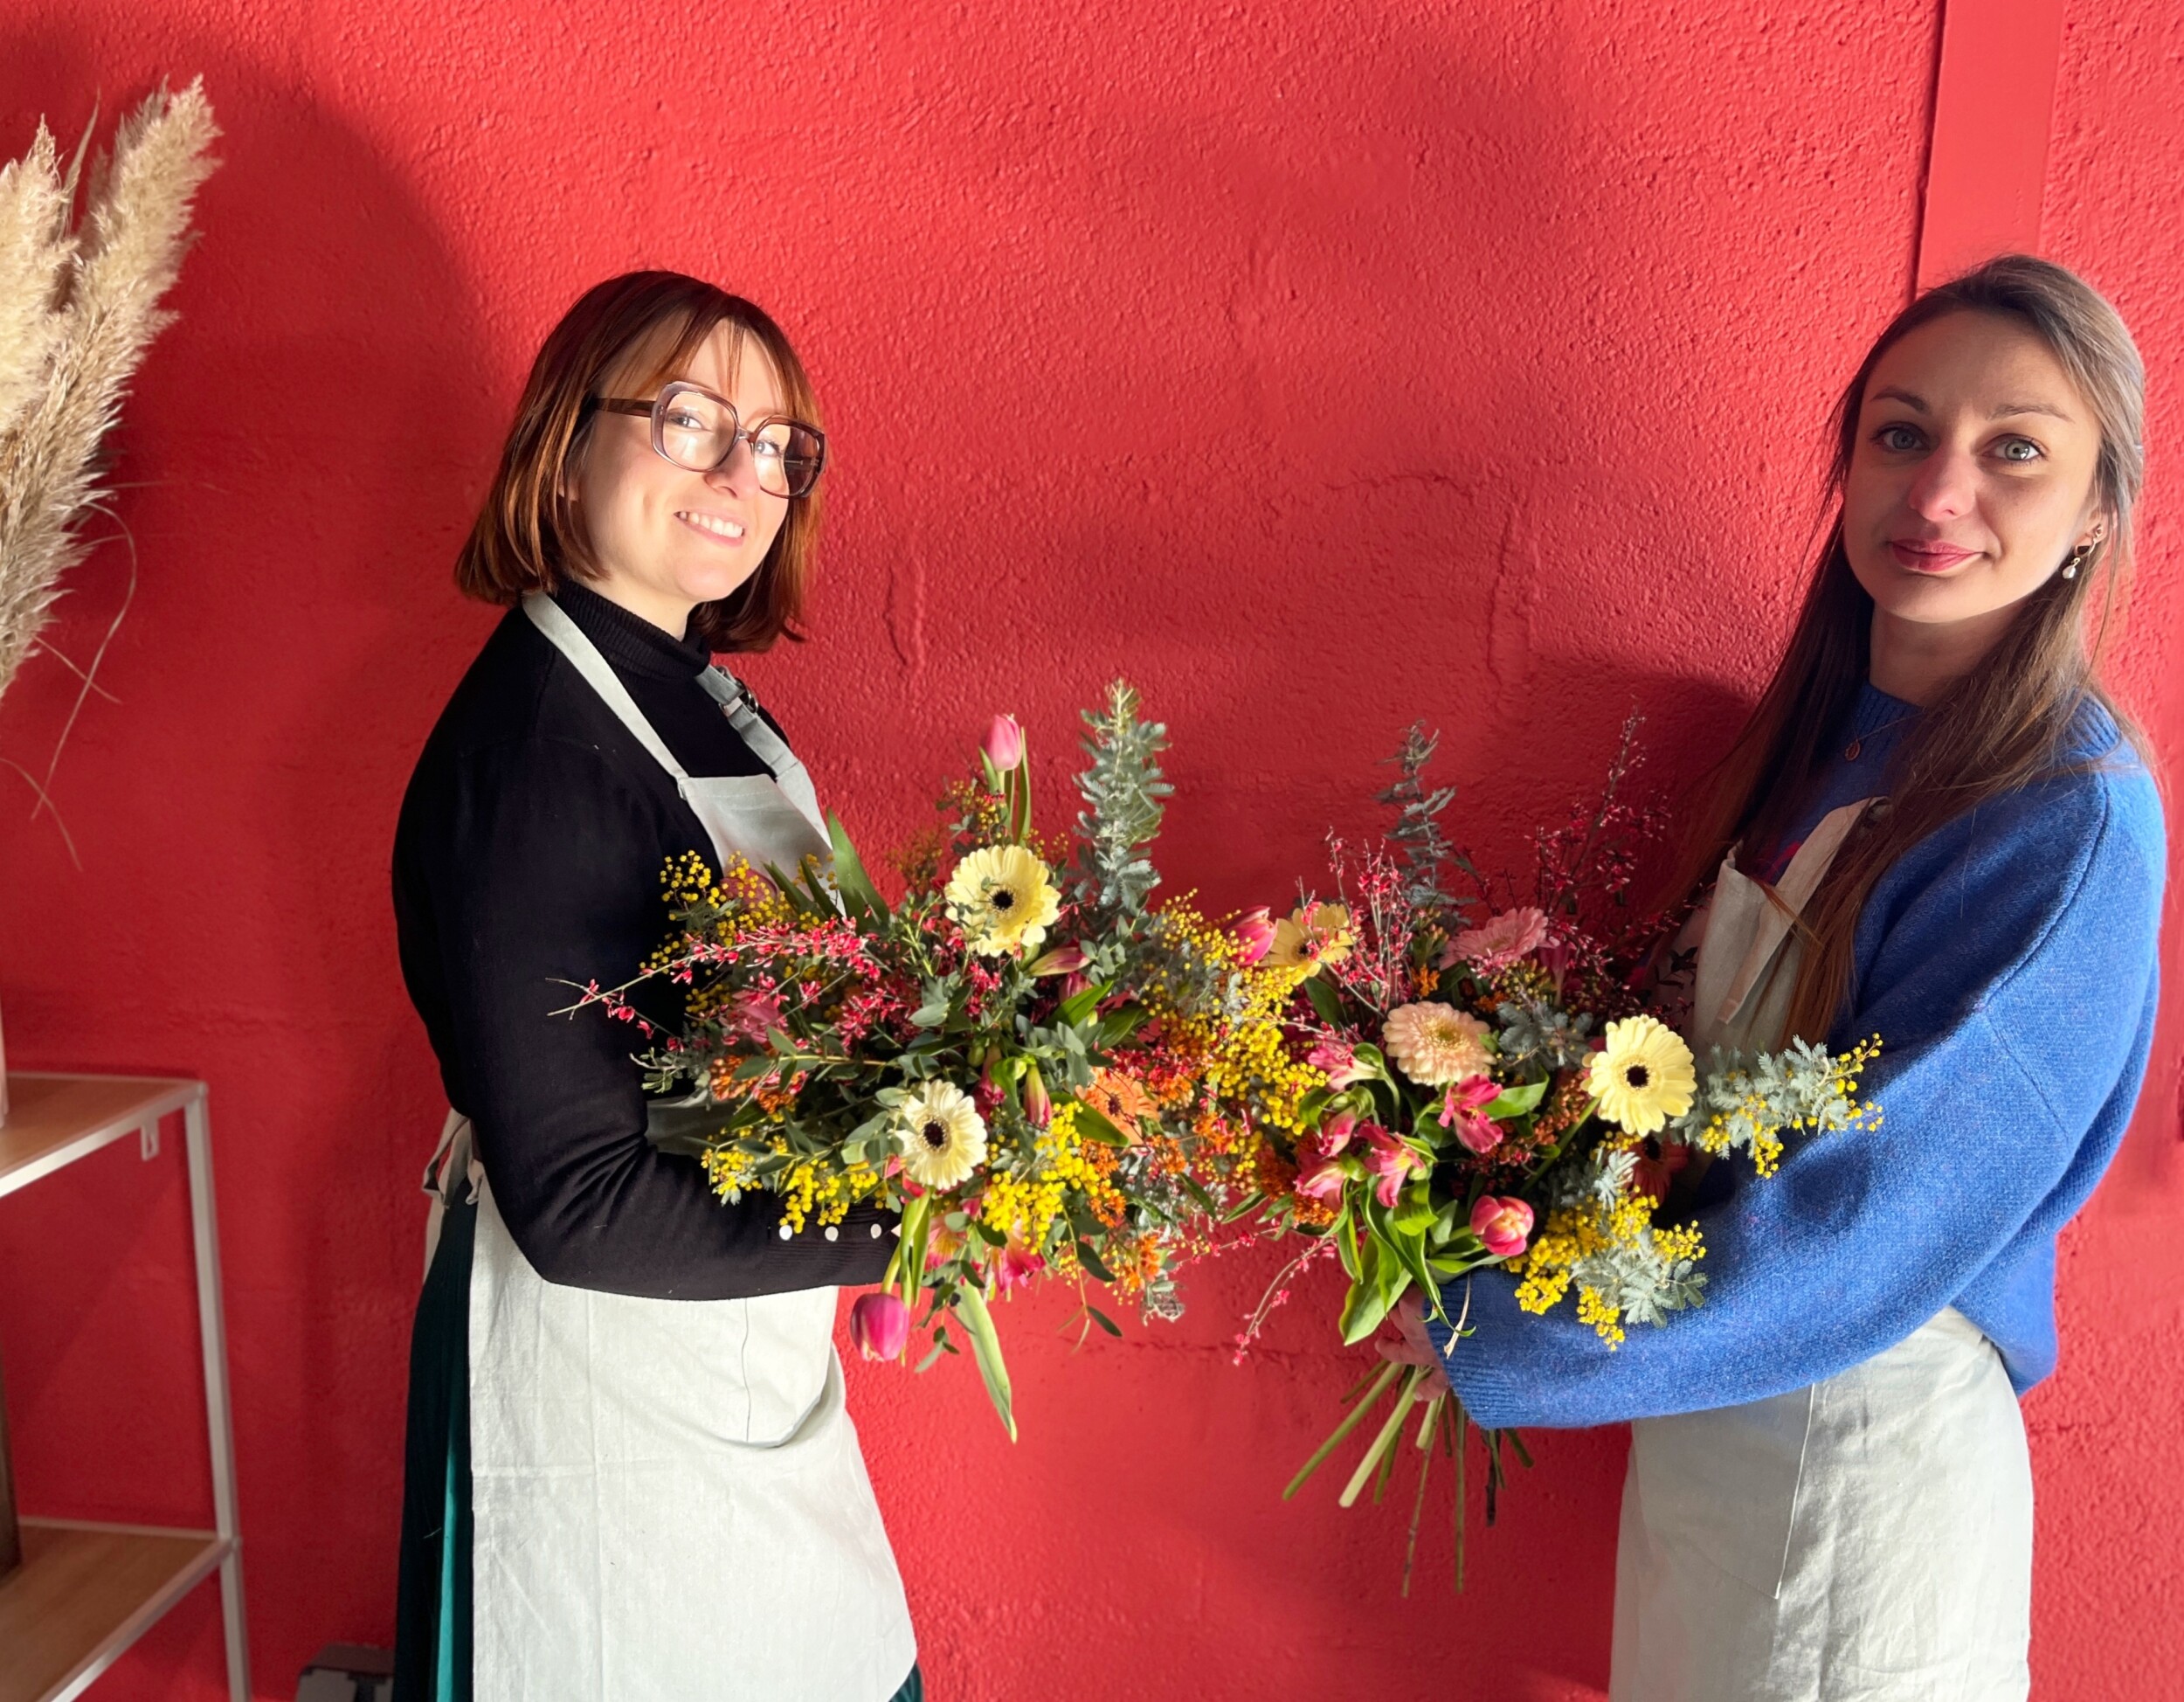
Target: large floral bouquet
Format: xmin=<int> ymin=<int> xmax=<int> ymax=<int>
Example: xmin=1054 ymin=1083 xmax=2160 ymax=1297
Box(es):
xmin=1204 ymin=724 xmax=1882 ymax=1586
xmin=580 ymin=684 xmax=1268 ymax=1436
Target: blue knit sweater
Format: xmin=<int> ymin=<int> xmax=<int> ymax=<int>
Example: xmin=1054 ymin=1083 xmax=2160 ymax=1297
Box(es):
xmin=1431 ymin=682 xmax=2167 ymax=1428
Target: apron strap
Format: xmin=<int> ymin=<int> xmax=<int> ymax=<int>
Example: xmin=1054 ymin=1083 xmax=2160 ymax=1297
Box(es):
xmin=1717 ymin=798 xmax=1876 ymax=1027
xmin=696 ymin=666 xmax=801 ymax=783
xmin=522 ymin=593 xmax=693 ymax=783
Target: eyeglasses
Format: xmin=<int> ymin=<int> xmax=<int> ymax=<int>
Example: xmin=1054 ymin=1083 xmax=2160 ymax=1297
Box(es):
xmin=588 ymin=380 xmax=826 ymax=499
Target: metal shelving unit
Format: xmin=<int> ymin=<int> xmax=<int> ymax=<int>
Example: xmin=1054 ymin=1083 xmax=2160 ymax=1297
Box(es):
xmin=0 ymin=1073 xmax=248 ymax=1702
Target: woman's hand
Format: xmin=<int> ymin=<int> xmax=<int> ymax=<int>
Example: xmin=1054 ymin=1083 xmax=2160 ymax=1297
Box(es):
xmin=1378 ymin=1290 xmax=1453 ymax=1386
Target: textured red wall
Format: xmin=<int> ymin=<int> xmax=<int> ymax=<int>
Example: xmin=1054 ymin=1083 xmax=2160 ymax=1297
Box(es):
xmin=1 ymin=3 xmax=2178 ymax=1699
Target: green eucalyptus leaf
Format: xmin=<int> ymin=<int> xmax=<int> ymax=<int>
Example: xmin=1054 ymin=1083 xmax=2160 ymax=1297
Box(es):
xmin=914 ymin=1334 xmax=953 ymax=1373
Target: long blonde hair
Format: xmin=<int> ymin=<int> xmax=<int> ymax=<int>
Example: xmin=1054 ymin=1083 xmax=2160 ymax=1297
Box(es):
xmin=1662 ymin=256 xmax=2149 ymax=1042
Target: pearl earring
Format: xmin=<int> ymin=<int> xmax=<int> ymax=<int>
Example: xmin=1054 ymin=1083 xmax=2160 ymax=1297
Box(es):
xmin=2063 ymin=529 xmax=2105 ymax=581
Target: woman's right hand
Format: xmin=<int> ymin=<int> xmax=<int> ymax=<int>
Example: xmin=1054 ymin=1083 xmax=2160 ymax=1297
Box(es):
xmin=1379 ymin=1290 xmax=1454 ymax=1387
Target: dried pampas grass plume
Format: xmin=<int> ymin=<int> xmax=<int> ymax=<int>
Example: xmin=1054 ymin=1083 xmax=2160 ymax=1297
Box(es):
xmin=0 ymin=80 xmax=219 ymax=702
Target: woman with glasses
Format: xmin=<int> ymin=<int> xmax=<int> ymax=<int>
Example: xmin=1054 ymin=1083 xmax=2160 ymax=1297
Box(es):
xmin=390 ymin=272 xmax=919 ymax=1702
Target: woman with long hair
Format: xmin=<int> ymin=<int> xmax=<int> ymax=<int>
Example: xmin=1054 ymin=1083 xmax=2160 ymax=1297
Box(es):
xmin=1428 ymin=256 xmax=2167 ymax=1700
xmin=390 ymin=273 xmax=918 ymax=1701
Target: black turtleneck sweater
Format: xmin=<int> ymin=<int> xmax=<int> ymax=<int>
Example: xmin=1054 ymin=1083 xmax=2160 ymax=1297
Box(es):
xmin=391 ymin=580 xmax=893 ymax=1297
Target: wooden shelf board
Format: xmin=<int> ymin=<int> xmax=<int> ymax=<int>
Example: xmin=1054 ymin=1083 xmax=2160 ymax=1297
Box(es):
xmin=0 ymin=1519 xmax=227 ymax=1702
xmin=0 ymin=1075 xmax=201 ymax=1200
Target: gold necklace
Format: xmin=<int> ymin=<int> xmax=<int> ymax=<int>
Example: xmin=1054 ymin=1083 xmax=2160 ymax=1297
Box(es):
xmin=1845 ymin=716 xmax=1913 ymax=762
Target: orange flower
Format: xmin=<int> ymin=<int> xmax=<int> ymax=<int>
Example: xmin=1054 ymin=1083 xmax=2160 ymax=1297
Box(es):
xmin=1085 ymin=1068 xmax=1158 ymax=1137
xmin=1266 ymin=903 xmax=1354 ymax=976
xmin=710 ymin=1055 xmax=798 ymax=1114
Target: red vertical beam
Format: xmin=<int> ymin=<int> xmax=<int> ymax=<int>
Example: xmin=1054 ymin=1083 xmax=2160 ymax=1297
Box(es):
xmin=1914 ymin=0 xmax=2070 ymax=287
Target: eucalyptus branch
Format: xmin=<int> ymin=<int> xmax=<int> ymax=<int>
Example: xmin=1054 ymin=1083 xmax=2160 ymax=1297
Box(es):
xmin=1068 ymin=678 xmax=1172 ymax=931
xmin=1374 ymin=721 xmax=1469 ymax=915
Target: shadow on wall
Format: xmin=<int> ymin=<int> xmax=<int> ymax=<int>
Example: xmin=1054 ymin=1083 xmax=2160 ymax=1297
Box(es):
xmin=0 ymin=31 xmax=492 ymax=1692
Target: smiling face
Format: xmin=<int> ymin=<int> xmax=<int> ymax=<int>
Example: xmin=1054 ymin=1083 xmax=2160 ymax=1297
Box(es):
xmin=572 ymin=321 xmax=793 ymax=637
xmin=1842 ymin=310 xmax=2108 ymax=695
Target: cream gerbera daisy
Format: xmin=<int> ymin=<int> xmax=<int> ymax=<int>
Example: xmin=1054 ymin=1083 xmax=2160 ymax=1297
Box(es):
xmin=895 ymin=1081 xmax=989 ymax=1189
xmin=1586 ymin=1015 xmax=1697 ymax=1134
xmin=1381 ymin=1001 xmax=1494 ymax=1087
xmin=943 ymin=844 xmax=1062 ymax=957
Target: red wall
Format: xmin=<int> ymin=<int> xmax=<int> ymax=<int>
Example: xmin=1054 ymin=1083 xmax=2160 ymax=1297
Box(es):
xmin=2 ymin=3 xmax=2179 ymax=1698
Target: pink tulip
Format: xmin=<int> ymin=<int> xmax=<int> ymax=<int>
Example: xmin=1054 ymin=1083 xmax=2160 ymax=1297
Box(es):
xmin=984 ymin=713 xmax=1026 ymax=772
xmin=849 ymin=1291 xmax=912 ymax=1361
xmin=1026 ymin=942 xmax=1089 ymax=977
xmin=1470 ymin=1196 xmax=1536 ymax=1259
xmin=1437 ymin=1076 xmax=1505 ymax=1156
xmin=1234 ymin=908 xmax=1278 ymax=965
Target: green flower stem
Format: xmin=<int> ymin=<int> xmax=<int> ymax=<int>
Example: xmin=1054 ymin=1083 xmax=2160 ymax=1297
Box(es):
xmin=1451 ymin=1397 xmax=1469 ymax=1593
xmin=1400 ymin=1402 xmax=1438 ymax=1599
xmin=1282 ymin=1360 xmax=1402 ymax=1500
xmin=1340 ymin=1366 xmax=1427 ymax=1509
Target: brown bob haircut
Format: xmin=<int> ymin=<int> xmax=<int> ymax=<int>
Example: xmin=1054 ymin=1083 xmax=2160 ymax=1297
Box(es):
xmin=454 ymin=270 xmax=823 ymax=652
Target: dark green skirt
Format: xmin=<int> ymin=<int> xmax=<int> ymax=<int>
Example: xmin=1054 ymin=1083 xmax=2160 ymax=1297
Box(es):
xmin=393 ymin=1195 xmax=474 ymax=1702
xmin=391 ymin=1196 xmax=922 ymax=1702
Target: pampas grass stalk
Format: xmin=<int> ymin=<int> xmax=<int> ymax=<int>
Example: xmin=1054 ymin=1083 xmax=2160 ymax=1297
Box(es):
xmin=0 ymin=79 xmax=218 ymax=702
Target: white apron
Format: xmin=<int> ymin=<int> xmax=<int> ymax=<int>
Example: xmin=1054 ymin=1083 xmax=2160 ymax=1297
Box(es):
xmin=426 ymin=593 xmax=916 ymax=1702
xmin=1610 ymin=801 xmax=2033 ymax=1702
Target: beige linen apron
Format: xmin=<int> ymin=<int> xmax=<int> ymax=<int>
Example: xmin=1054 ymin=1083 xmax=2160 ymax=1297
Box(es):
xmin=1610 ymin=801 xmax=2033 ymax=1702
xmin=424 ymin=594 xmax=916 ymax=1702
